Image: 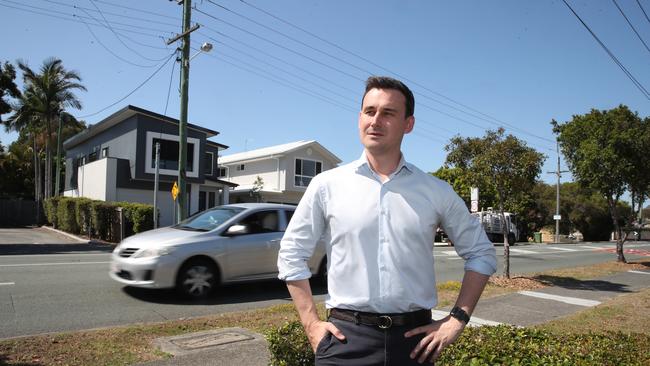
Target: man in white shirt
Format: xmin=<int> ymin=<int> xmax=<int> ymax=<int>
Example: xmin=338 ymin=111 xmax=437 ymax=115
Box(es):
xmin=278 ymin=76 xmax=497 ymax=365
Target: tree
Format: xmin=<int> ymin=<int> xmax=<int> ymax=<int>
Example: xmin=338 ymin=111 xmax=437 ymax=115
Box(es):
xmin=251 ymin=176 xmax=264 ymax=203
xmin=0 ymin=61 xmax=20 ymax=122
xmin=14 ymin=58 xmax=86 ymax=198
xmin=552 ymin=105 xmax=650 ymax=262
xmin=445 ymin=128 xmax=545 ymax=278
xmin=431 ymin=166 xmax=496 ymax=210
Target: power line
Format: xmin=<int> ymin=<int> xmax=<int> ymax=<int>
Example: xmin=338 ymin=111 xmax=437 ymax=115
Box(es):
xmin=612 ymin=0 xmax=650 ymax=55
xmin=82 ymin=3 xmax=171 ymax=62
xmin=637 ymin=0 xmax=650 ymax=26
xmin=562 ymin=0 xmax=650 ymax=100
xmin=75 ymin=12 xmax=160 ymax=68
xmin=235 ymin=0 xmax=555 ymax=144
xmin=164 ymin=50 xmax=179 ymax=116
xmin=78 ymin=52 xmax=177 ymax=119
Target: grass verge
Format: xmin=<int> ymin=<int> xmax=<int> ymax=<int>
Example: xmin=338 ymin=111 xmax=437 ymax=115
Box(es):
xmin=0 ymin=259 xmax=648 ymax=366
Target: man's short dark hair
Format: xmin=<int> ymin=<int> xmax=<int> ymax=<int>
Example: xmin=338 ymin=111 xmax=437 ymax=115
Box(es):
xmin=362 ymin=76 xmax=415 ymax=117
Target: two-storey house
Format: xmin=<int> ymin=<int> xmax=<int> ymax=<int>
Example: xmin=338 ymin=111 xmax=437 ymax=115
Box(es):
xmin=218 ymin=140 xmax=341 ymax=204
xmin=63 ymin=105 xmax=237 ymax=227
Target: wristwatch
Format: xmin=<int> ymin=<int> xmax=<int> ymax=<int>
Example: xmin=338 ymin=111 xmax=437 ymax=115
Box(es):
xmin=449 ymin=306 xmax=470 ymax=324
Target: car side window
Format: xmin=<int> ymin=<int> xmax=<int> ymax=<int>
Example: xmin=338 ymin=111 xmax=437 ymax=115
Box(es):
xmin=285 ymin=210 xmax=295 ymax=230
xmin=238 ymin=210 xmax=280 ymax=234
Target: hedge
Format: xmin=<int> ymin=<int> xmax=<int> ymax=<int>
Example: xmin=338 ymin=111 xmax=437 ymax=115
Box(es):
xmin=43 ymin=197 xmax=155 ymax=242
xmin=266 ymin=321 xmax=650 ymax=366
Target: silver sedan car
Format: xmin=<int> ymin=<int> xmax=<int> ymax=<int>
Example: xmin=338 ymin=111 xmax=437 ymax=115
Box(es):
xmin=109 ymin=203 xmax=326 ymax=299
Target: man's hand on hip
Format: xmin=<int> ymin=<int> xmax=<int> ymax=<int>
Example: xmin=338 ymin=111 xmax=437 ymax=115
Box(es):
xmin=306 ymin=320 xmax=345 ymax=353
xmin=404 ymin=316 xmax=465 ymax=364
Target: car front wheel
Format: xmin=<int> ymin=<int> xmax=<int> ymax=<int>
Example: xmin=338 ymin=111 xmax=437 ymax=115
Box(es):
xmin=176 ymin=259 xmax=217 ymax=299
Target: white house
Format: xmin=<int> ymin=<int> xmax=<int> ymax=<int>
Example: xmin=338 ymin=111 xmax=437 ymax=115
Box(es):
xmin=218 ymin=140 xmax=342 ymax=204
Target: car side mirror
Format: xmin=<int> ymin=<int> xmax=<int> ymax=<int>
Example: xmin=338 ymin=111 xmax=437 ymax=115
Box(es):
xmin=225 ymin=224 xmax=249 ymax=236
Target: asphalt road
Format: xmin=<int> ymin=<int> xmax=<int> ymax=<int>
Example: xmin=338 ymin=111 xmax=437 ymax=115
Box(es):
xmin=1 ymin=227 xmax=648 ymax=339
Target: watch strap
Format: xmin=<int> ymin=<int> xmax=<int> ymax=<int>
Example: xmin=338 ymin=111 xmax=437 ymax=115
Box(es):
xmin=450 ymin=306 xmax=470 ymax=324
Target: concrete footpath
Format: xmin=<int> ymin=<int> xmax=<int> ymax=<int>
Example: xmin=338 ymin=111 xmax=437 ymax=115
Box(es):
xmin=135 ymin=268 xmax=650 ymax=366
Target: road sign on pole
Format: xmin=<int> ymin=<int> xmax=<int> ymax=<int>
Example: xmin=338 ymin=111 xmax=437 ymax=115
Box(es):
xmin=171 ymin=181 xmax=179 ymax=201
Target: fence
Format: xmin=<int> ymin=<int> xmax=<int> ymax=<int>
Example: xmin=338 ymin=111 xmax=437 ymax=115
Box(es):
xmin=0 ymin=200 xmax=43 ymax=227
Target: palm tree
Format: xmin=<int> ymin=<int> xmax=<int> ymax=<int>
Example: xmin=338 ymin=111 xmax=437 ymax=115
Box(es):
xmin=16 ymin=58 xmax=86 ymax=198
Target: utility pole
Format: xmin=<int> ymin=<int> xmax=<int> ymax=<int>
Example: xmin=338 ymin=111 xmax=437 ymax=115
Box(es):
xmin=167 ymin=0 xmax=199 ymax=222
xmin=547 ymin=140 xmax=569 ymax=243
xmin=153 ymin=142 xmax=160 ymax=229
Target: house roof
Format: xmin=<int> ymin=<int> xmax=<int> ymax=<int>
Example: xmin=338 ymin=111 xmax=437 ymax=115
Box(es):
xmin=64 ymin=105 xmax=220 ymax=149
xmin=219 ymin=140 xmax=342 ymax=165
xmin=206 ymin=140 xmax=229 ymax=150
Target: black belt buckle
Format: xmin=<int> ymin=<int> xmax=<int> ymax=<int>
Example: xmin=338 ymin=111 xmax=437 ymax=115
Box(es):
xmin=377 ymin=315 xmax=393 ymax=329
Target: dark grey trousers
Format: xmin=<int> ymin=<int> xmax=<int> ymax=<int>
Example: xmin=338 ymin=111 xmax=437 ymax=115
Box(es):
xmin=315 ymin=316 xmax=433 ymax=366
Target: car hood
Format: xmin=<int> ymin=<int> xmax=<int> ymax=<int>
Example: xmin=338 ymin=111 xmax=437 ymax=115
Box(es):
xmin=117 ymin=226 xmax=209 ymax=249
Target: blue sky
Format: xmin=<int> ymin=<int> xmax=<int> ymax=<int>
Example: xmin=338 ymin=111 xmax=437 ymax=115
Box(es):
xmin=2 ymin=0 xmax=649 ymax=186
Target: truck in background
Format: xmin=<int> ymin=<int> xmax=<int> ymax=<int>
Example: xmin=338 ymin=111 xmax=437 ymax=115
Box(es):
xmin=471 ymin=208 xmax=519 ymax=245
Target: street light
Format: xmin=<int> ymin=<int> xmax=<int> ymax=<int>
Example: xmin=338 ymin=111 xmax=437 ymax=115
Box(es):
xmin=190 ymin=42 xmax=213 ymax=61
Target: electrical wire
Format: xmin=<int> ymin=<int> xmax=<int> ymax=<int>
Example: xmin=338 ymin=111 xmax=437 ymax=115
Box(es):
xmin=637 ymin=0 xmax=650 ymax=25
xmin=164 ymin=50 xmax=179 ymax=116
xmin=78 ymin=52 xmax=177 ymax=118
xmin=562 ymin=0 xmax=650 ymax=100
xmin=235 ymin=0 xmax=555 ymax=144
xmin=75 ymin=11 xmax=161 ymax=68
xmin=612 ymin=0 xmax=650 ymax=55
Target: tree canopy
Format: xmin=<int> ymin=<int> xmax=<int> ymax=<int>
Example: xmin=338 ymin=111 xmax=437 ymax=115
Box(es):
xmin=0 ymin=61 xmax=20 ymax=122
xmin=552 ymin=105 xmax=650 ymax=262
xmin=444 ymin=128 xmax=546 ymax=277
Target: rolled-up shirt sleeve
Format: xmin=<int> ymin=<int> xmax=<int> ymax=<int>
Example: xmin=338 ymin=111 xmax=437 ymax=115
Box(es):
xmin=277 ymin=176 xmax=326 ymax=281
xmin=440 ymin=185 xmax=497 ymax=276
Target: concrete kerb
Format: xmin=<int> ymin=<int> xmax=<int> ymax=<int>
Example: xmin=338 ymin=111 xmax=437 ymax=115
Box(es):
xmin=40 ymin=225 xmax=90 ymax=243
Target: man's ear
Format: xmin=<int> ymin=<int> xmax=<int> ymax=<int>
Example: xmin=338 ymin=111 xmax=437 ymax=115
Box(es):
xmin=404 ymin=116 xmax=415 ymax=134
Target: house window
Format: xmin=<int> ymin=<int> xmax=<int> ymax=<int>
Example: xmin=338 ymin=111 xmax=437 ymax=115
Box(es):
xmin=295 ymin=158 xmax=322 ymax=187
xmin=236 ymin=164 xmax=245 ymax=171
xmin=88 ymin=151 xmax=98 ymax=163
xmin=217 ymin=167 xmax=228 ymax=178
xmin=151 ymin=138 xmax=194 ymax=172
xmin=101 ymin=147 xmax=109 ymax=158
xmin=204 ymin=152 xmax=214 ymax=175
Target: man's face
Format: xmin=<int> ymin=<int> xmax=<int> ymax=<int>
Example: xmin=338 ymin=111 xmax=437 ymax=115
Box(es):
xmin=358 ymin=88 xmax=414 ymax=155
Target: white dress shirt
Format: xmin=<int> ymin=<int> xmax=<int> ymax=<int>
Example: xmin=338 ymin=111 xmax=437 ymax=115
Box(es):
xmin=278 ymin=153 xmax=497 ymax=313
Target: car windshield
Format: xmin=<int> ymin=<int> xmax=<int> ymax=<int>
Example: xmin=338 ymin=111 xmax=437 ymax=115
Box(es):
xmin=175 ymin=207 xmax=246 ymax=231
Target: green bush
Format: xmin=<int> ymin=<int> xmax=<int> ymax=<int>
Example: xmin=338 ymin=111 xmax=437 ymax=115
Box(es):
xmin=75 ymin=198 xmax=94 ymax=236
xmin=118 ymin=202 xmax=154 ymax=236
xmin=43 ymin=196 xmax=60 ymax=228
xmin=266 ymin=321 xmax=650 ymax=366
xmin=91 ymin=201 xmax=117 ymax=241
xmin=56 ymin=197 xmax=79 ymax=234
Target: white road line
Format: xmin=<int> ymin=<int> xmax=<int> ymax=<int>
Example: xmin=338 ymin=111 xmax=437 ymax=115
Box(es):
xmin=0 ymin=253 xmax=110 ymax=258
xmin=0 ymin=261 xmax=110 ymax=267
xmin=518 ymin=291 xmax=601 ymax=307
xmin=509 ymin=248 xmax=537 ymax=254
xmin=431 ymin=310 xmax=502 ymax=327
xmin=0 ymin=282 xmax=15 ymax=286
xmin=628 ymin=270 xmax=650 ymax=275
xmin=545 ymin=246 xmax=579 ymax=252
xmin=579 ymin=245 xmax=603 ymax=250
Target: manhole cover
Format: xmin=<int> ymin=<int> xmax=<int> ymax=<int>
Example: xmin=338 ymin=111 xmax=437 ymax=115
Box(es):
xmin=171 ymin=331 xmax=254 ymax=350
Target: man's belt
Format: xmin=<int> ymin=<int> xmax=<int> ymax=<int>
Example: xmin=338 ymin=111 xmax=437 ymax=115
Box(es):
xmin=329 ymin=308 xmax=432 ymax=329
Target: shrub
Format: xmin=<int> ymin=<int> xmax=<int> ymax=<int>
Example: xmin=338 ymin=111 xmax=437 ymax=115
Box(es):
xmin=91 ymin=201 xmax=117 ymax=241
xmin=118 ymin=202 xmax=154 ymax=236
xmin=266 ymin=321 xmax=650 ymax=366
xmin=75 ymin=198 xmax=94 ymax=237
xmin=56 ymin=197 xmax=79 ymax=234
xmin=43 ymin=197 xmax=60 ymax=228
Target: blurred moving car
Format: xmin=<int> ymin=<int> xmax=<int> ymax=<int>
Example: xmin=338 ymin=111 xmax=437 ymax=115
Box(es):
xmin=109 ymin=203 xmax=326 ymax=299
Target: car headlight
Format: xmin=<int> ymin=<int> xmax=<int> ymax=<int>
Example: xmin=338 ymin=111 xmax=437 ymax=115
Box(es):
xmin=132 ymin=247 xmax=176 ymax=259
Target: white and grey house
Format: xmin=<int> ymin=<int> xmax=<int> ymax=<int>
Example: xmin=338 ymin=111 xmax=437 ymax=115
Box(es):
xmin=63 ymin=105 xmax=237 ymax=227
xmin=218 ymin=140 xmax=342 ymax=205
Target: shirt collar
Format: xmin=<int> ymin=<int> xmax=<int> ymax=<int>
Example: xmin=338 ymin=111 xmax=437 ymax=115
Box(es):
xmin=354 ymin=151 xmax=412 ymax=178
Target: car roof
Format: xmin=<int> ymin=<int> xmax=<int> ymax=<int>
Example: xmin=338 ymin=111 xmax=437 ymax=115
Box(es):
xmin=221 ymin=203 xmax=296 ymax=210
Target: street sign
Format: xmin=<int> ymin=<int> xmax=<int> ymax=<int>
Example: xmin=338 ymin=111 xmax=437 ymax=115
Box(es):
xmin=171 ymin=181 xmax=179 ymax=201
xmin=471 ymin=200 xmax=479 ymax=213
xmin=471 ymin=187 xmax=479 ymax=201
xmin=553 ymin=214 xmax=561 ymax=220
